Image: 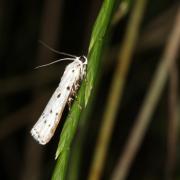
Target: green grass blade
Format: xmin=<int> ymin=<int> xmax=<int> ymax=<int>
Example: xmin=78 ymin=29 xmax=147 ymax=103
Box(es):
xmin=52 ymin=0 xmax=116 ymax=179
xmin=85 ymin=0 xmax=116 ymax=105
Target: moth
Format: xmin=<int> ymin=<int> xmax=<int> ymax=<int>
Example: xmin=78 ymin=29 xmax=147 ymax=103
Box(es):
xmin=31 ymin=43 xmax=87 ymax=145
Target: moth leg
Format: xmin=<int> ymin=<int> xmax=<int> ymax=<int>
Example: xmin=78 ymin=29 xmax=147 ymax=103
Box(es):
xmin=74 ymin=95 xmax=82 ymax=110
xmin=67 ymin=97 xmax=74 ymax=110
xmin=68 ymin=95 xmax=82 ymax=110
xmin=73 ymin=94 xmax=83 ymax=111
xmin=75 ymin=82 xmax=80 ymax=90
xmin=72 ymin=82 xmax=80 ymax=99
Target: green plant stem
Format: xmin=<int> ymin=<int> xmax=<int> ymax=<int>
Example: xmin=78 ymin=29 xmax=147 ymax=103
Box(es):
xmin=88 ymin=0 xmax=147 ymax=180
xmin=67 ymin=1 xmax=132 ymax=180
xmin=52 ymin=0 xmax=116 ymax=179
xmin=112 ymin=7 xmax=180 ymax=180
xmin=165 ymin=62 xmax=178 ymax=180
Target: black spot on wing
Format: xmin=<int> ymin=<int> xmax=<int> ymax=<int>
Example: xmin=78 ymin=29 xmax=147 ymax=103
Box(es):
xmin=57 ymin=93 xmax=61 ymax=98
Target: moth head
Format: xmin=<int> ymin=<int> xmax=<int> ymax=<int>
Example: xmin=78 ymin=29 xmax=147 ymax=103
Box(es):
xmin=79 ymin=55 xmax=87 ymax=65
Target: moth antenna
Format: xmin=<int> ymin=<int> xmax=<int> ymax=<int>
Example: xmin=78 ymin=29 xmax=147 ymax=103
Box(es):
xmin=35 ymin=58 xmax=75 ymax=69
xmin=39 ymin=40 xmax=77 ymax=58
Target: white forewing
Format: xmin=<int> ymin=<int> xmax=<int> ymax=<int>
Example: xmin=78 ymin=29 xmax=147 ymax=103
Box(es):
xmin=31 ymin=57 xmax=87 ymax=145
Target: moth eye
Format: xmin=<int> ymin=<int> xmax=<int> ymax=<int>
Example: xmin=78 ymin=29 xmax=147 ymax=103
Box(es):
xmin=79 ymin=56 xmax=86 ymax=63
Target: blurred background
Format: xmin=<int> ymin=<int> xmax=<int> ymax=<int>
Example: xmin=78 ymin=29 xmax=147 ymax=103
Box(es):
xmin=0 ymin=0 xmax=179 ymax=180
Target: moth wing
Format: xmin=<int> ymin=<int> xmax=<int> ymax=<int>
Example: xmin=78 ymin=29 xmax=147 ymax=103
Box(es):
xmin=31 ymin=61 xmax=81 ymax=145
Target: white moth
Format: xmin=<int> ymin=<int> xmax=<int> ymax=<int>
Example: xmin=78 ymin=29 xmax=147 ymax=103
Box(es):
xmin=31 ymin=48 xmax=87 ymax=145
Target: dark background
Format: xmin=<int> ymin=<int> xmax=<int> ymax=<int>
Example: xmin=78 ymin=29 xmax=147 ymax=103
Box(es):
xmin=0 ymin=0 xmax=179 ymax=180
